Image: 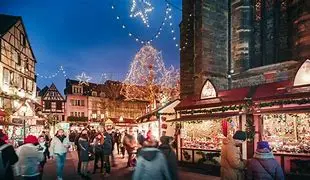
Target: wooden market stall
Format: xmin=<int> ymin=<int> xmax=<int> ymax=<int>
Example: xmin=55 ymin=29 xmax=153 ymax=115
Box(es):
xmin=170 ymin=80 xmax=251 ymax=176
xmin=136 ymin=100 xmax=180 ymax=141
xmin=252 ymin=82 xmax=310 ymax=176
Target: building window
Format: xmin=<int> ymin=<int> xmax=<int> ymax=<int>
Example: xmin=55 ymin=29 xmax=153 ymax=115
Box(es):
xmin=56 ymin=102 xmax=62 ymax=110
xmin=74 ymin=112 xmax=78 ymax=117
xmin=92 ymin=91 xmax=97 ymax=97
xmin=20 ymin=33 xmax=26 ymax=47
xmin=81 ymin=112 xmax=85 ymax=117
xmin=0 ymin=98 xmax=3 ymax=108
xmin=100 ymin=92 xmax=106 ymax=97
xmin=70 ymin=112 xmax=74 ymax=116
xmin=81 ymin=100 xmax=85 ymax=106
xmin=45 ymin=101 xmax=51 ymax=109
xmin=72 ymin=86 xmax=83 ymax=94
xmin=3 ymin=68 xmax=10 ymax=85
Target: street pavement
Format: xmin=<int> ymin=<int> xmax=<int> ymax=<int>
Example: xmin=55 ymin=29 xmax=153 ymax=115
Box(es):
xmin=43 ymin=150 xmax=220 ymax=180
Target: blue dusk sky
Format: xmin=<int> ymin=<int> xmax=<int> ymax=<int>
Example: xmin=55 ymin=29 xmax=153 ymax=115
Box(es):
xmin=0 ymin=0 xmax=182 ymax=92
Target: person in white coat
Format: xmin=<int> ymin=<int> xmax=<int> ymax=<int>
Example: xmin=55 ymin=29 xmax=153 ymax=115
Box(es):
xmin=49 ymin=129 xmax=70 ymax=180
xmin=15 ymin=135 xmax=44 ymax=180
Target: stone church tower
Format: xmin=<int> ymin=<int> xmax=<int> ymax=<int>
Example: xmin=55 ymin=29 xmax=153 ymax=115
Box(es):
xmin=180 ymin=0 xmax=310 ymax=99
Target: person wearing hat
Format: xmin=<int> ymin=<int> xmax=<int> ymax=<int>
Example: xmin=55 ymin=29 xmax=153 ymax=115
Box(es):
xmin=15 ymin=135 xmax=44 ymax=179
xmin=0 ymin=129 xmax=18 ymax=179
xmin=246 ymin=141 xmax=284 ymax=180
xmin=220 ymin=130 xmax=247 ymax=180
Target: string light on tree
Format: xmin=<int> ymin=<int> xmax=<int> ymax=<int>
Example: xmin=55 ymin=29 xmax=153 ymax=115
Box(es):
xmin=76 ymin=72 xmax=92 ymax=86
xmin=121 ymin=45 xmax=180 ymax=108
xmin=130 ymin=0 xmax=154 ymax=27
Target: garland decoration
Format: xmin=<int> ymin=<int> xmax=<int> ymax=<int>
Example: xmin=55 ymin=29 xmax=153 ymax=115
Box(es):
xmin=258 ymin=98 xmax=310 ymax=108
xmin=245 ymin=116 xmax=255 ymax=141
xmin=179 ymin=104 xmax=245 ymax=115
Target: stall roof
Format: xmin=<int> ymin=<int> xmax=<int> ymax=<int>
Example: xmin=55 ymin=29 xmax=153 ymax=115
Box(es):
xmin=109 ymin=117 xmax=137 ymax=124
xmin=175 ymin=87 xmax=251 ymax=110
xmin=252 ymin=80 xmax=310 ymax=101
xmin=136 ymin=99 xmax=180 ymax=122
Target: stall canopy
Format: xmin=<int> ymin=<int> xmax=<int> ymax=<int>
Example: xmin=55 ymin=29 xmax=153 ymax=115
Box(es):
xmin=175 ymin=87 xmax=252 ymax=111
xmin=110 ymin=117 xmax=137 ymax=127
xmin=136 ymin=99 xmax=179 ymax=123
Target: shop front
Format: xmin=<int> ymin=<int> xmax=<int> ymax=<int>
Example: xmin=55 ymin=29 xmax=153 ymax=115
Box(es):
xmin=170 ymin=80 xmax=250 ymax=175
xmin=110 ymin=117 xmax=137 ymax=132
xmin=252 ymin=80 xmax=310 ymax=177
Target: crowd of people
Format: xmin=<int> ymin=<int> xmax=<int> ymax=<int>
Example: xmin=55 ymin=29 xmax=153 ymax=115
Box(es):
xmin=0 ymin=127 xmax=286 ymax=180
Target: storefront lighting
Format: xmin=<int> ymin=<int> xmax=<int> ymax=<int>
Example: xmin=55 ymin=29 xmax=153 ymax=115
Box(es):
xmin=119 ymin=116 xmax=124 ymax=122
xmin=2 ymin=84 xmax=9 ymax=93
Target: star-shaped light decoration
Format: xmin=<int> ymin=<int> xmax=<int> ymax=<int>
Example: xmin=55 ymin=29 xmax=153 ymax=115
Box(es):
xmin=76 ymin=72 xmax=92 ymax=86
xmin=130 ymin=0 xmax=154 ymax=27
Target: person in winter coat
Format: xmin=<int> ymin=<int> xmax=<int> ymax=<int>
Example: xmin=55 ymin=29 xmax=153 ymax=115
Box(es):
xmin=78 ymin=132 xmax=90 ymax=178
xmin=119 ymin=131 xmax=126 ymax=159
xmin=158 ymin=136 xmax=179 ymax=180
xmin=123 ymin=128 xmax=136 ymax=167
xmin=133 ymin=136 xmax=171 ymax=180
xmin=92 ymin=132 xmax=104 ymax=174
xmin=15 ymin=135 xmax=44 ymax=180
xmin=75 ymin=129 xmax=88 ymax=174
xmin=37 ymin=135 xmax=50 ymax=180
xmin=49 ymin=129 xmax=70 ymax=180
xmin=103 ymin=130 xmax=113 ymax=176
xmin=220 ymin=131 xmax=247 ymax=180
xmin=114 ymin=130 xmax=121 ymax=154
xmin=247 ymin=141 xmax=284 ymax=180
xmin=0 ymin=130 xmax=18 ymax=179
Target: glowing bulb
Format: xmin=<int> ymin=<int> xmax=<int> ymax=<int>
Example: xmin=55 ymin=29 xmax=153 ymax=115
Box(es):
xmin=111 ymin=6 xmax=114 ymax=9
xmin=116 ymin=16 xmax=120 ymax=20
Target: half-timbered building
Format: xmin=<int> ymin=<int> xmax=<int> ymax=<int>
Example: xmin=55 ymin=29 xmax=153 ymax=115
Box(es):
xmin=39 ymin=83 xmax=65 ymax=121
xmin=0 ymin=14 xmax=37 ymax=121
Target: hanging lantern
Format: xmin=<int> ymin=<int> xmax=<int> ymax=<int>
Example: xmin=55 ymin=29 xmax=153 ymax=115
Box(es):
xmin=222 ymin=119 xmax=228 ymax=137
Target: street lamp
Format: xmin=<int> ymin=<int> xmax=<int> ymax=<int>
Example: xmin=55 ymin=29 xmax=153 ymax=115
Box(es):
xmin=20 ymin=104 xmax=28 ymax=140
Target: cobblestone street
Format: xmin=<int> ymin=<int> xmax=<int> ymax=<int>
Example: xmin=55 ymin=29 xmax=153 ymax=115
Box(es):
xmin=42 ymin=151 xmax=220 ymax=180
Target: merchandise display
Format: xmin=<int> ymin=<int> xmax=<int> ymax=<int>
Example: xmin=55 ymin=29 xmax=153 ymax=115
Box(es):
xmin=263 ymin=114 xmax=310 ymax=154
xmin=181 ymin=117 xmax=239 ymax=150
xmin=138 ymin=121 xmax=160 ymax=140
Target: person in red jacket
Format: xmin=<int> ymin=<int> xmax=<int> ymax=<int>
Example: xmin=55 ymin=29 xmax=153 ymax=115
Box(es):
xmin=0 ymin=129 xmax=19 ymax=179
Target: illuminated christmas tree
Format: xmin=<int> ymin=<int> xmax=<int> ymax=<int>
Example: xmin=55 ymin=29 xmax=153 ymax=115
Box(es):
xmin=122 ymin=45 xmax=179 ymax=108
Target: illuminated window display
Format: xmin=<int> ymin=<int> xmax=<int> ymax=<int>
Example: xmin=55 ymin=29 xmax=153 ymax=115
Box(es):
xmin=181 ymin=117 xmax=239 ymax=150
xmin=263 ymin=113 xmax=310 ymax=154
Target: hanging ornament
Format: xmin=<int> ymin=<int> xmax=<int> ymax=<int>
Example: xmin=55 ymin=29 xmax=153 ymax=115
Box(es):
xmin=222 ymin=120 xmax=228 ymax=137
xmin=130 ymin=0 xmax=154 ymax=27
xmin=76 ymin=72 xmax=91 ymax=86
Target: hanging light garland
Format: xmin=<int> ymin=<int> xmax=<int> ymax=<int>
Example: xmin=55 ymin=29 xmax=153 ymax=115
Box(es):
xmin=36 ymin=66 xmax=67 ymax=79
xmin=111 ymin=1 xmax=176 ymax=46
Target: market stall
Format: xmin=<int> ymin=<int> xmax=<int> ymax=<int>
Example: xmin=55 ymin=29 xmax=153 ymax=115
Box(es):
xmin=110 ymin=117 xmax=137 ymax=132
xmin=252 ymin=79 xmax=310 ymax=175
xmin=136 ymin=100 xmax=180 ymax=141
xmin=170 ymin=80 xmax=250 ymax=175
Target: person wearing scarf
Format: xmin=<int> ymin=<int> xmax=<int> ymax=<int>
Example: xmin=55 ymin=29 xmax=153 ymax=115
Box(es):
xmin=247 ymin=141 xmax=284 ymax=180
xmin=49 ymin=129 xmax=69 ymax=180
xmin=37 ymin=135 xmax=50 ymax=180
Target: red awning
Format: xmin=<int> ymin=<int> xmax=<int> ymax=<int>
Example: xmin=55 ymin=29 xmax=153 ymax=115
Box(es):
xmin=252 ymin=80 xmax=310 ymax=101
xmin=0 ymin=110 xmax=6 ymax=117
xmin=175 ymin=87 xmax=251 ymax=110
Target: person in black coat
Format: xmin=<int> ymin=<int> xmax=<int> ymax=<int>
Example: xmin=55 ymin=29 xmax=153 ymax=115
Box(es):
xmin=78 ymin=132 xmax=90 ymax=178
xmin=0 ymin=130 xmax=18 ymax=179
xmin=92 ymin=133 xmax=104 ymax=174
xmin=103 ymin=131 xmax=113 ymax=175
xmin=75 ymin=129 xmax=88 ymax=174
xmin=158 ymin=136 xmax=179 ymax=180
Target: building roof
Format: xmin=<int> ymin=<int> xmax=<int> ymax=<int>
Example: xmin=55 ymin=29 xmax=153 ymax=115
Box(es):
xmin=38 ymin=86 xmax=49 ymax=97
xmin=0 ymin=14 xmax=20 ymax=37
xmin=175 ymin=87 xmax=251 ymax=110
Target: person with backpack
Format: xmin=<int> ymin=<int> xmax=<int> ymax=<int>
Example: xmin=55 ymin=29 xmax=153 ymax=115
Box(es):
xmin=49 ymin=129 xmax=70 ymax=180
xmin=0 ymin=130 xmax=18 ymax=179
xmin=246 ymin=141 xmax=284 ymax=180
xmin=133 ymin=136 xmax=171 ymax=180
xmin=158 ymin=136 xmax=179 ymax=180
xmin=15 ymin=135 xmax=44 ymax=180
